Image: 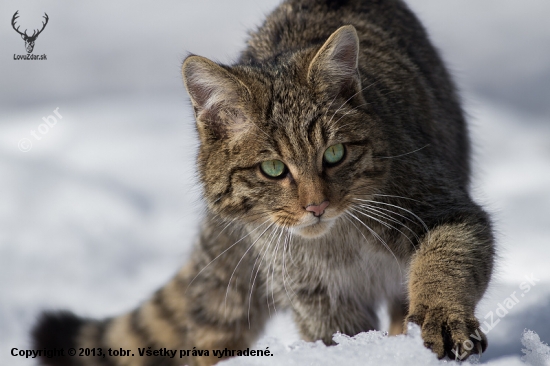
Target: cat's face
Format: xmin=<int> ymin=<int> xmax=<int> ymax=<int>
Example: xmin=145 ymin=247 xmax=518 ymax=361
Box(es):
xmin=183 ymin=26 xmax=389 ymax=239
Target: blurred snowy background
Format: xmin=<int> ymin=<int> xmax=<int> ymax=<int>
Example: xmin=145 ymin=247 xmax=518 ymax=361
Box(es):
xmin=1 ymin=0 xmax=549 ymax=365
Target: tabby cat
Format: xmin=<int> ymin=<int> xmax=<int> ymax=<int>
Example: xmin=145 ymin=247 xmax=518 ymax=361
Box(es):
xmin=33 ymin=0 xmax=495 ymax=365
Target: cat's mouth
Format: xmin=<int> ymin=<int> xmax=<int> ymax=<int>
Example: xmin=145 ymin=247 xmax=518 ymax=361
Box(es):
xmin=290 ymin=216 xmax=337 ymax=239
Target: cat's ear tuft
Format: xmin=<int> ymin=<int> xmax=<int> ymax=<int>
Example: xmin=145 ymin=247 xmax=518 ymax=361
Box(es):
xmin=307 ymin=25 xmax=361 ymax=97
xmin=182 ymin=55 xmax=251 ymax=140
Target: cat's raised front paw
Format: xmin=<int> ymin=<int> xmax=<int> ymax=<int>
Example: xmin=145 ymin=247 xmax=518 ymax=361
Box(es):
xmin=406 ymin=304 xmax=487 ymax=360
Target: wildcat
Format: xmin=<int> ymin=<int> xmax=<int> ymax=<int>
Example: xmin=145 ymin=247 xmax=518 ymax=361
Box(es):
xmin=33 ymin=0 xmax=494 ymax=365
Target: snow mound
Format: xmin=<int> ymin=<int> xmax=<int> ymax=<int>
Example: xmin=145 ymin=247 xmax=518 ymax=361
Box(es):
xmin=522 ymin=330 xmax=550 ymax=366
xmin=220 ymin=324 xmax=549 ymax=366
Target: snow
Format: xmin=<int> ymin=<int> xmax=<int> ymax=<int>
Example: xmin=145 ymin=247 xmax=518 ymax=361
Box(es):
xmin=1 ymin=1 xmax=549 ymax=365
xmin=522 ymin=330 xmax=550 ymax=366
xmin=220 ymin=325 xmax=547 ymax=366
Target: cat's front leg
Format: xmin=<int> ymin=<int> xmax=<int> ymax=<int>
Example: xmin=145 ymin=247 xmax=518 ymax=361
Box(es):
xmin=405 ymin=209 xmax=494 ymax=360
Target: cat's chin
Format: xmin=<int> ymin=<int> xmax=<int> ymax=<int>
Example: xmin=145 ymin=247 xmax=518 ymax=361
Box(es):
xmin=290 ymin=219 xmax=335 ymax=239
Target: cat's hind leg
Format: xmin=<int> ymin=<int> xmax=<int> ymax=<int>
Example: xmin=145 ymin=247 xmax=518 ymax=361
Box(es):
xmin=293 ymin=293 xmax=379 ymax=345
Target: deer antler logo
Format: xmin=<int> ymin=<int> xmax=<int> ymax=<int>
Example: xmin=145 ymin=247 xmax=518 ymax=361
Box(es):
xmin=12 ymin=11 xmax=49 ymax=54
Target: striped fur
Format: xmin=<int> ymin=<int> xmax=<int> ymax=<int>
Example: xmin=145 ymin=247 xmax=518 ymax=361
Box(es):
xmin=33 ymin=0 xmax=494 ymax=364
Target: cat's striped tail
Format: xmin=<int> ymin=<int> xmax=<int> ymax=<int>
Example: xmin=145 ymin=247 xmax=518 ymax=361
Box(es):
xmin=32 ymin=276 xmax=191 ymax=366
xmin=32 ymin=235 xmax=265 ymax=366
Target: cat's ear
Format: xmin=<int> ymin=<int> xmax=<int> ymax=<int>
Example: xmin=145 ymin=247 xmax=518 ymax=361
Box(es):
xmin=182 ymin=55 xmax=251 ymax=140
xmin=307 ymin=25 xmax=361 ymax=98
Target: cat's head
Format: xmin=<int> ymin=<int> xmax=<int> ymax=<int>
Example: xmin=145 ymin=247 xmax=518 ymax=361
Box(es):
xmin=182 ymin=26 xmax=389 ymax=239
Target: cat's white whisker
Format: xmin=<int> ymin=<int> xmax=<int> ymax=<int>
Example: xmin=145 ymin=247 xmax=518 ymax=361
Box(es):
xmin=213 ymin=217 xmax=238 ymax=241
xmin=332 ymin=101 xmax=371 ymax=129
xmin=341 ymin=213 xmax=384 ymax=285
xmin=374 ymin=144 xmax=430 ymax=160
xmin=282 ymin=230 xmax=298 ymax=307
xmin=269 ymin=227 xmax=286 ymax=316
xmin=354 ymin=198 xmax=430 ymax=235
xmin=224 ymin=221 xmax=276 ymax=314
xmin=249 ymin=225 xmax=280 ymax=321
xmin=355 ymin=202 xmax=422 ymax=231
xmin=371 ymin=193 xmax=431 ymax=206
xmin=350 ymin=206 xmax=418 ymax=252
xmin=326 ymin=80 xmax=379 ymax=126
xmin=322 ymin=93 xmax=340 ymax=119
xmin=249 ymin=226 xmax=279 ymax=295
xmin=265 ymin=226 xmax=279 ymax=317
xmin=358 ymin=206 xmax=420 ymax=252
xmin=356 ymin=203 xmax=409 ymax=227
xmin=345 ymin=210 xmax=403 ymax=277
xmin=185 ymin=218 xmax=270 ymax=295
xmin=355 ymin=203 xmax=421 ymax=240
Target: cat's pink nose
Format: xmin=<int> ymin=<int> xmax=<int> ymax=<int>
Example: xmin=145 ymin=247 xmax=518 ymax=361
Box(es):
xmin=305 ymin=201 xmax=329 ymax=217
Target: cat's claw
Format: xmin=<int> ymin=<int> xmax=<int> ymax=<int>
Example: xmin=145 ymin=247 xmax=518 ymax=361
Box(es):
xmin=406 ymin=304 xmax=487 ymax=360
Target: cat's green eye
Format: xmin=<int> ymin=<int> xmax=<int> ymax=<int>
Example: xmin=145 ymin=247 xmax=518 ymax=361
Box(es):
xmin=323 ymin=143 xmax=345 ymax=165
xmin=260 ymin=160 xmax=286 ymax=178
